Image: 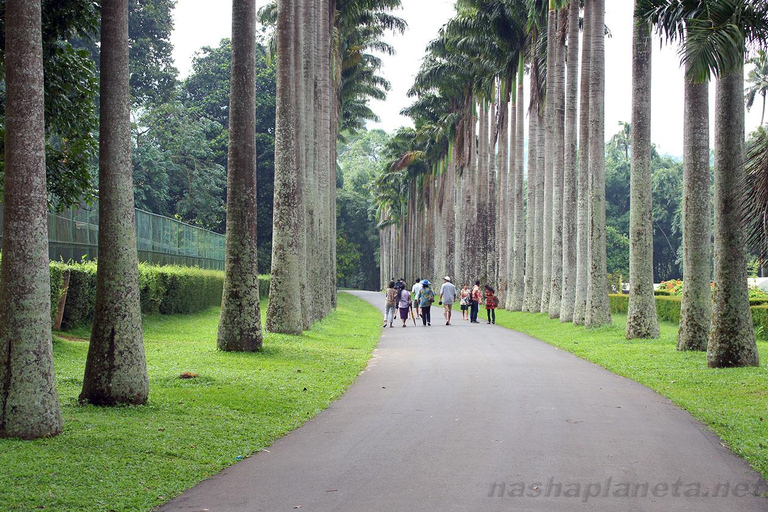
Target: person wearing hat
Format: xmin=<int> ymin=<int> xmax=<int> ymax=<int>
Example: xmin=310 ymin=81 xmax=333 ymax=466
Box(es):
xmin=416 ymin=279 xmax=435 ymax=326
xmin=439 ymin=276 xmax=457 ymax=325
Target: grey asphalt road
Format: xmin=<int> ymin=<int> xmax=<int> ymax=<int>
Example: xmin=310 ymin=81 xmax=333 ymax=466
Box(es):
xmin=157 ymin=290 xmax=768 ymax=512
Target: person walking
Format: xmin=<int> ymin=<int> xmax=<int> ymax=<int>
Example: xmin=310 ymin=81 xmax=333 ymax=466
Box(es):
xmin=384 ymin=281 xmax=397 ymax=328
xmin=411 ymin=278 xmax=423 ymax=319
xmin=397 ymin=286 xmax=411 ymax=327
xmin=439 ymin=276 xmax=457 ymax=325
xmin=417 ymin=279 xmax=435 ymax=326
xmin=460 ymin=284 xmax=471 ymax=321
xmin=484 ymin=284 xmax=497 ymax=324
xmin=470 ymin=280 xmax=481 ymax=323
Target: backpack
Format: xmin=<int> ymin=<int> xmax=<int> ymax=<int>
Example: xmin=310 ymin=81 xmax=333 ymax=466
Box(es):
xmin=423 ymin=288 xmax=435 ymax=305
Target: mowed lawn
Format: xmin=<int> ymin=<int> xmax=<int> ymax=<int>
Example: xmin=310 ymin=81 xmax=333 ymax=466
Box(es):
xmin=494 ymin=309 xmax=768 ymax=483
xmin=1 ymin=292 xmax=382 ymax=511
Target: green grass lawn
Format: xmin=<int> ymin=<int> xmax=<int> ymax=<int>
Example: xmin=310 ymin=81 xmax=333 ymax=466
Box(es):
xmin=0 ymin=292 xmax=381 ymax=511
xmin=494 ymin=309 xmax=768 ymax=482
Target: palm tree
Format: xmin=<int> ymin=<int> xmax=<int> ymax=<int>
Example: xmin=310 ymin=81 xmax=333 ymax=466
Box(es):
xmin=746 ymin=49 xmax=768 ymax=125
xmin=573 ymin=0 xmax=593 ymax=326
xmin=585 ymin=0 xmax=612 ymax=328
xmin=510 ymin=55 xmax=526 ymax=311
xmin=710 ymin=59 xmax=759 ymax=367
xmin=679 ymin=56 xmax=711 ymax=351
xmin=638 ymin=0 xmax=768 ymax=365
xmin=81 ymin=0 xmax=149 ymax=404
xmin=559 ymin=0 xmax=579 ymax=322
xmin=744 ymin=126 xmax=768 ymax=264
xmin=218 ymin=0 xmax=264 ymax=347
xmin=626 ymin=0 xmax=660 ymax=339
xmin=549 ymin=6 xmax=567 ymax=319
xmin=0 ymin=0 xmax=63 ymax=439
xmin=637 ymin=0 xmax=712 ymax=349
xmin=540 ymin=2 xmax=557 ymax=313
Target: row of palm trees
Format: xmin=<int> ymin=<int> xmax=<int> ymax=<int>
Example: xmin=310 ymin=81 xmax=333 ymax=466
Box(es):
xmin=376 ymin=0 xmax=768 ymax=369
xmin=0 ymin=0 xmax=402 ymax=440
xmin=263 ymin=0 xmax=405 ymax=335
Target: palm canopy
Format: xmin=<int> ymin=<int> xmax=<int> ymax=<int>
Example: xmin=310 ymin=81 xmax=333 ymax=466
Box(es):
xmin=636 ymin=0 xmax=768 ymax=80
xmin=746 ymin=49 xmax=768 ymax=124
xmin=257 ymin=0 xmax=405 ymax=132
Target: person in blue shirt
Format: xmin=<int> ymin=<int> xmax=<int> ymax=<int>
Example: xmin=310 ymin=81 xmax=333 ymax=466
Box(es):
xmin=416 ymin=279 xmax=435 ymax=326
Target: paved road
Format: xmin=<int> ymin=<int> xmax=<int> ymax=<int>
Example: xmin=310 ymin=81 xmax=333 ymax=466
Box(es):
xmin=158 ymin=290 xmax=768 ymax=512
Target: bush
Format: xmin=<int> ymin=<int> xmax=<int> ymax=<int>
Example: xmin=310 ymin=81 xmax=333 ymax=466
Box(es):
xmin=60 ymin=261 xmax=98 ymax=330
xmin=609 ymin=294 xmax=629 ymax=314
xmin=655 ymin=296 xmax=682 ymax=323
xmin=0 ymin=258 xmax=271 ymax=331
xmin=654 ymin=289 xmax=672 ymax=296
xmin=751 ymin=305 xmax=768 ymax=339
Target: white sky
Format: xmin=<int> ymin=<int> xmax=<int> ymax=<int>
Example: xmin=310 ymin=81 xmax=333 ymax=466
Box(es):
xmin=171 ymin=0 xmax=764 ymax=158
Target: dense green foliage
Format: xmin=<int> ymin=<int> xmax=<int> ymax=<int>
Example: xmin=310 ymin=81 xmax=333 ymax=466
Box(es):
xmin=337 ymin=129 xmax=388 ymax=290
xmin=132 ymin=38 xmax=276 ymax=273
xmin=604 ymin=123 xmax=684 ymax=281
xmin=0 ymin=293 xmax=381 ymax=511
xmin=0 ymin=0 xmax=100 ymax=209
xmin=0 ymin=0 xmax=180 ymax=208
xmin=493 ymin=309 xmax=768 ymax=482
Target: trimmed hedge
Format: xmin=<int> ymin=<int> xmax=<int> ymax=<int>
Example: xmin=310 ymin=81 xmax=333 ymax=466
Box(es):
xmin=609 ymin=293 xmax=768 ymax=337
xmin=610 ymin=294 xmax=682 ymax=323
xmin=1 ymin=255 xmax=271 ymax=331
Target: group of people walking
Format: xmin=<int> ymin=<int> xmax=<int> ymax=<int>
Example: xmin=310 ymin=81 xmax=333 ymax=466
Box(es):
xmin=383 ymin=277 xmax=498 ymax=328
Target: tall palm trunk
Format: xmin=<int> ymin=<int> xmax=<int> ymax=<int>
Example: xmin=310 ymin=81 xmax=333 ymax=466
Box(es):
xmin=462 ymin=99 xmax=478 ymax=286
xmin=585 ymin=0 xmax=611 ymax=328
xmin=678 ymin=60 xmax=711 ymax=350
xmin=626 ymin=3 xmax=660 ymax=339
xmin=541 ymin=5 xmax=557 ymax=313
xmin=81 ymin=0 xmax=150 ymax=403
xmin=573 ymin=0 xmax=593 ymax=326
xmin=329 ymin=0 xmax=339 ymax=307
xmin=445 ymin=157 xmax=456 ymax=277
xmin=268 ymin=0 xmax=305 ymax=335
xmin=708 ymin=63 xmax=759 ymax=368
xmin=560 ymin=0 xmax=579 ymax=322
xmin=304 ymin=0 xmax=321 ymax=325
xmin=487 ymin=100 xmax=498 ymax=288
xmin=511 ymin=57 xmax=526 ymax=311
xmin=504 ymin=78 xmax=515 ymax=309
xmin=0 ymin=0 xmax=63 ymax=439
xmin=549 ymin=8 xmax=567 ymax=319
xmin=523 ymin=91 xmax=539 ymax=312
xmin=499 ymin=86 xmax=511 ymax=307
xmin=477 ymin=101 xmax=490 ymax=284
xmin=319 ymin=0 xmax=334 ymax=312
xmin=534 ymin=109 xmax=546 ymax=307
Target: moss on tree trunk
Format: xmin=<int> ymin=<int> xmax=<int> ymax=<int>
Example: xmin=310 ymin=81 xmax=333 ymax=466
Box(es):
xmin=707 ymin=65 xmax=759 ymax=368
xmin=81 ymin=0 xmax=149 ymax=405
xmin=0 ymin=0 xmax=63 ymax=439
xmin=218 ymin=0 xmax=264 ymax=349
xmin=678 ymin=57 xmax=711 ymax=351
xmin=626 ymin=5 xmax=660 ymax=339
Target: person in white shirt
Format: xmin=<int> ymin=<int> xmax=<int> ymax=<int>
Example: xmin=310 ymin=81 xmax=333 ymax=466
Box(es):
xmin=411 ymin=278 xmax=423 ymax=319
xmin=439 ymin=276 xmax=457 ymax=326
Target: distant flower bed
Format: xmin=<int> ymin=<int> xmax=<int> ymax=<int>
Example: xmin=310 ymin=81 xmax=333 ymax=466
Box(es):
xmin=658 ymin=279 xmax=683 ymax=296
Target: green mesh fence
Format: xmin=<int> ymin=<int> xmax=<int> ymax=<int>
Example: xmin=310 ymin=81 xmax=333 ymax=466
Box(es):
xmin=0 ymin=201 xmax=225 ymax=270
